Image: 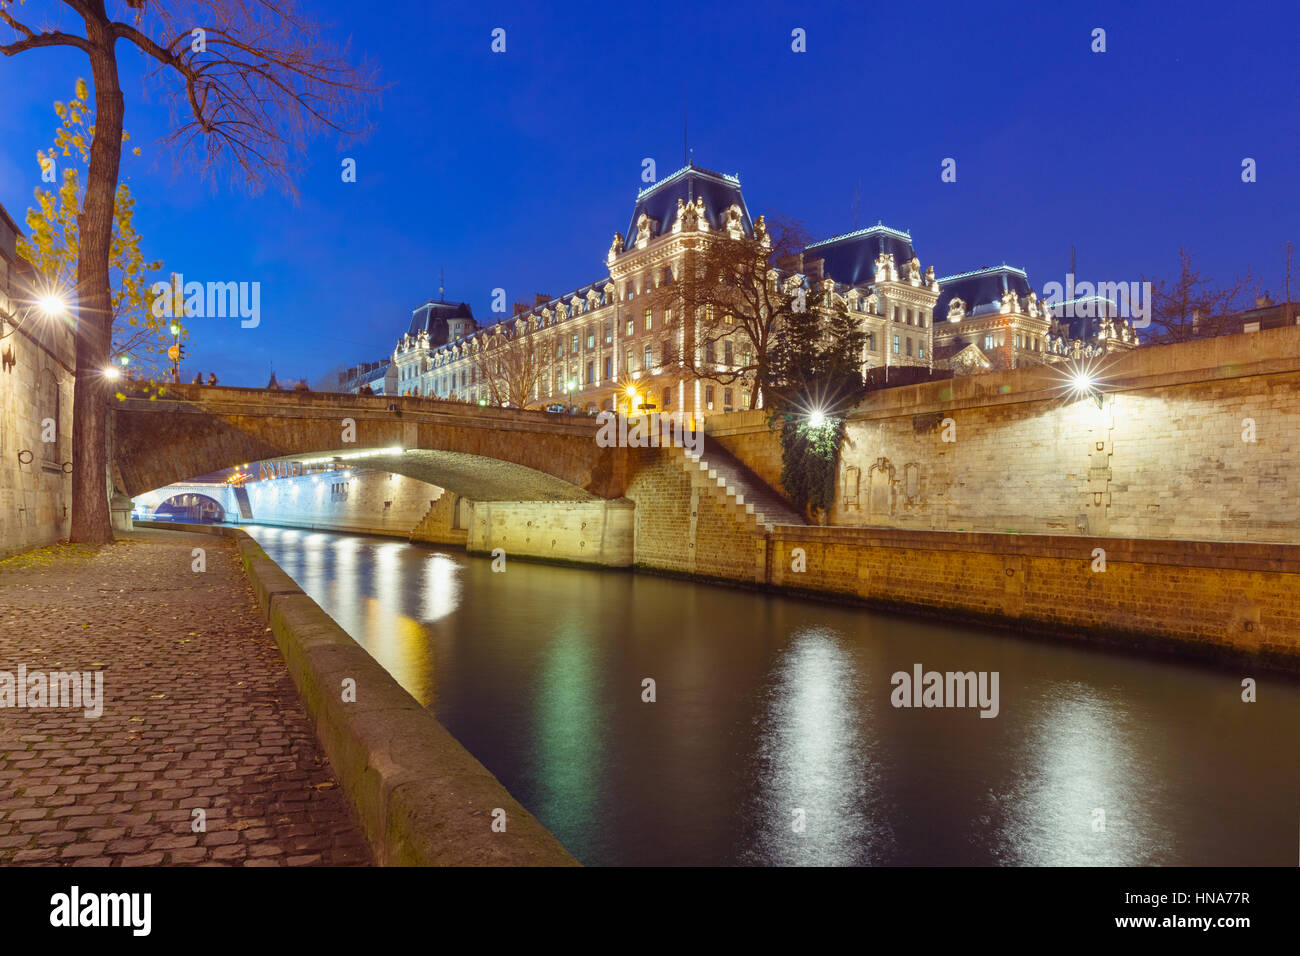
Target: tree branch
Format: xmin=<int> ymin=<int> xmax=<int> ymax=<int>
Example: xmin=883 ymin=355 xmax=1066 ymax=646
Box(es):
xmin=0 ymin=5 xmax=93 ymax=55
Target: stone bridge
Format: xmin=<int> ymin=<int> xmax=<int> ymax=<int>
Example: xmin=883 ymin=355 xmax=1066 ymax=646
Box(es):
xmin=111 ymin=385 xmax=631 ymax=500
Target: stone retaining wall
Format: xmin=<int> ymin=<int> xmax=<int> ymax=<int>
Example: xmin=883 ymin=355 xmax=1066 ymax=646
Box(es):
xmin=766 ymin=526 xmax=1300 ymax=670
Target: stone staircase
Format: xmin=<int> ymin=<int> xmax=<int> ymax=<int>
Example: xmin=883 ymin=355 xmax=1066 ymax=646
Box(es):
xmin=675 ymin=441 xmax=808 ymax=532
xmin=408 ymin=496 xmax=467 ymax=546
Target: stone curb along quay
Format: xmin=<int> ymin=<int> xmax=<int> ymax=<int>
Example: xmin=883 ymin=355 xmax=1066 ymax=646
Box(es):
xmin=138 ymin=520 xmax=579 ymax=866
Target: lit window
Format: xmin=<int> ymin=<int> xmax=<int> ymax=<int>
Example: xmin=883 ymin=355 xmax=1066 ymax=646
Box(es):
xmin=644 ymin=308 xmax=652 ymax=331
xmin=643 ymin=345 xmax=653 ymax=369
xmin=893 ymin=335 xmax=900 ymax=354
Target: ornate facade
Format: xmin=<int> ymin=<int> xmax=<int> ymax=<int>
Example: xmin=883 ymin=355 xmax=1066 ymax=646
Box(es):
xmin=933 ymin=266 xmax=1139 ymax=374
xmin=357 ymin=162 xmax=1138 ymax=418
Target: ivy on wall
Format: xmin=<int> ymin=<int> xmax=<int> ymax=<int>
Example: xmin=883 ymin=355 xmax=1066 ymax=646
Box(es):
xmin=764 ymin=291 xmax=866 ymax=521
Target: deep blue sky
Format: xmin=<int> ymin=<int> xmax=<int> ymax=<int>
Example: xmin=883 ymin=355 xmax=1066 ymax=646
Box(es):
xmin=2 ymin=0 xmax=1296 ymax=386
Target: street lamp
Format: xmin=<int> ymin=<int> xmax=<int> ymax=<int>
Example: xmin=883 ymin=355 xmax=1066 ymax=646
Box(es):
xmin=37 ymin=294 xmax=67 ymax=317
xmin=808 ymin=409 xmax=826 ymax=429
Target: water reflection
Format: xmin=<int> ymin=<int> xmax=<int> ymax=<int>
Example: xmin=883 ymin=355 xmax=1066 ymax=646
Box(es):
xmin=742 ymin=627 xmax=889 ymax=865
xmin=242 ymin=525 xmax=1300 ymax=867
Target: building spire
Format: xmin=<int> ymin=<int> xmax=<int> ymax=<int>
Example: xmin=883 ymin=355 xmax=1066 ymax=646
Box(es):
xmin=439 ymin=266 xmax=445 ymax=301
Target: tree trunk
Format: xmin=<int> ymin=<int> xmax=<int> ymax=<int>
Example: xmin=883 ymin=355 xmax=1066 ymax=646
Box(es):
xmin=69 ymin=16 xmax=123 ymax=544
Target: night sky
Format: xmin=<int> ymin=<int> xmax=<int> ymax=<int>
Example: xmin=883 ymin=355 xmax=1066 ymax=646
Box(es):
xmin=1 ymin=0 xmax=1295 ymax=386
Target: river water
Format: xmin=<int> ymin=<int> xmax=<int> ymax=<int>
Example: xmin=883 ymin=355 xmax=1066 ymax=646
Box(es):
xmin=242 ymin=524 xmax=1299 ymax=867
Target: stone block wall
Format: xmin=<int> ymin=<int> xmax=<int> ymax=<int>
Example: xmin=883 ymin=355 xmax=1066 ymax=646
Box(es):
xmin=466 ymin=498 xmax=634 ymax=567
xmin=624 ymin=447 xmax=767 ymax=582
xmin=0 ymin=210 xmax=75 ymax=559
xmin=704 ymin=327 xmax=1300 ymax=544
xmin=765 ymin=526 xmax=1299 ymax=666
xmin=237 ymin=468 xmax=444 ymax=537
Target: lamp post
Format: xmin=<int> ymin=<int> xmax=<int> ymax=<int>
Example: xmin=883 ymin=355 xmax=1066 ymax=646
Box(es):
xmin=168 ymin=322 xmax=181 ymax=383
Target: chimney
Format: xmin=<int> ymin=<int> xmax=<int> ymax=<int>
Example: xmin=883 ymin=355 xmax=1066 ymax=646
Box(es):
xmin=534 ymin=293 xmax=551 ymax=307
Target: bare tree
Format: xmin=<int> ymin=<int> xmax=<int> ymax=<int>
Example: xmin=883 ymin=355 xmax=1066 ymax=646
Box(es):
xmin=667 ymin=213 xmax=811 ymax=410
xmin=1 ymin=0 xmax=379 ymax=543
xmin=1141 ymin=247 xmax=1260 ymax=342
xmin=471 ymin=324 xmax=545 ymax=408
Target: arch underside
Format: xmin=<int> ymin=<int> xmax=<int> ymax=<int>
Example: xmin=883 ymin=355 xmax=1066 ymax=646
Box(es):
xmin=273 ymin=449 xmax=595 ymax=501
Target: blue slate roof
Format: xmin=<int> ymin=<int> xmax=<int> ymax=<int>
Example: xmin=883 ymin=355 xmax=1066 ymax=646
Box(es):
xmin=407 ymin=299 xmax=474 ymax=342
xmin=806 ymin=223 xmax=916 ymax=287
xmin=934 ymin=265 xmax=1033 ymax=319
xmin=624 ymin=164 xmax=752 ymax=244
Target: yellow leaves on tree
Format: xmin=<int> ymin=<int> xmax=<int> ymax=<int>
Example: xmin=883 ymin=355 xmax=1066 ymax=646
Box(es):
xmin=18 ymin=80 xmax=172 ymax=382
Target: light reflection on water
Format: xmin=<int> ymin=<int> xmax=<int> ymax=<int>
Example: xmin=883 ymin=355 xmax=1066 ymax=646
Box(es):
xmin=242 ymin=525 xmax=1300 ymax=867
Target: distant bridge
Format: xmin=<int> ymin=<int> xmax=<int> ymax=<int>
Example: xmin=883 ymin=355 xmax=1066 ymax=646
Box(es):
xmin=111 ymin=385 xmax=631 ymax=500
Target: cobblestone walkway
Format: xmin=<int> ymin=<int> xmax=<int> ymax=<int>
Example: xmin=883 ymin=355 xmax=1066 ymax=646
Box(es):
xmin=0 ymin=530 xmax=370 ymax=866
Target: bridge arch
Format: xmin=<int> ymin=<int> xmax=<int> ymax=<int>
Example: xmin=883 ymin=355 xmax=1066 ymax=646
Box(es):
xmin=112 ymin=385 xmax=631 ymax=501
xmin=150 ymin=492 xmax=227 ymax=523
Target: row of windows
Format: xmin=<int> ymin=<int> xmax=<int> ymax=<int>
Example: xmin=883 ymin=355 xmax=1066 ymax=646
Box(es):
xmin=891 ymin=306 xmax=930 ymax=328
xmin=623 ymin=267 xmax=674 ymax=300
xmin=983 ymin=333 xmax=1046 ymax=351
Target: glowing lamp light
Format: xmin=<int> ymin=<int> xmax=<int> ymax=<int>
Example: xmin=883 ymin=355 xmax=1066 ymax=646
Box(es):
xmin=1071 ymin=373 xmax=1095 ymax=393
xmin=625 ymin=385 xmax=638 ymax=398
xmin=169 ymin=323 xmax=181 ymax=336
xmin=103 ymin=366 xmax=121 ymax=381
xmin=37 ymin=294 xmax=67 ymax=316
xmin=808 ymin=409 xmax=826 ymax=429
xmin=118 ymin=354 xmax=131 ymax=366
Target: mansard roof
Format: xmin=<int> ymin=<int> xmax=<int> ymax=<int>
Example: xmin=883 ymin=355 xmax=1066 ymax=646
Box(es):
xmin=406 ymin=299 xmax=474 ymax=341
xmin=624 ymin=163 xmax=753 ymax=244
xmin=806 ymin=223 xmax=916 ymax=287
xmin=934 ymin=264 xmax=1033 ymax=319
xmin=1047 ymin=295 xmax=1122 ymax=342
